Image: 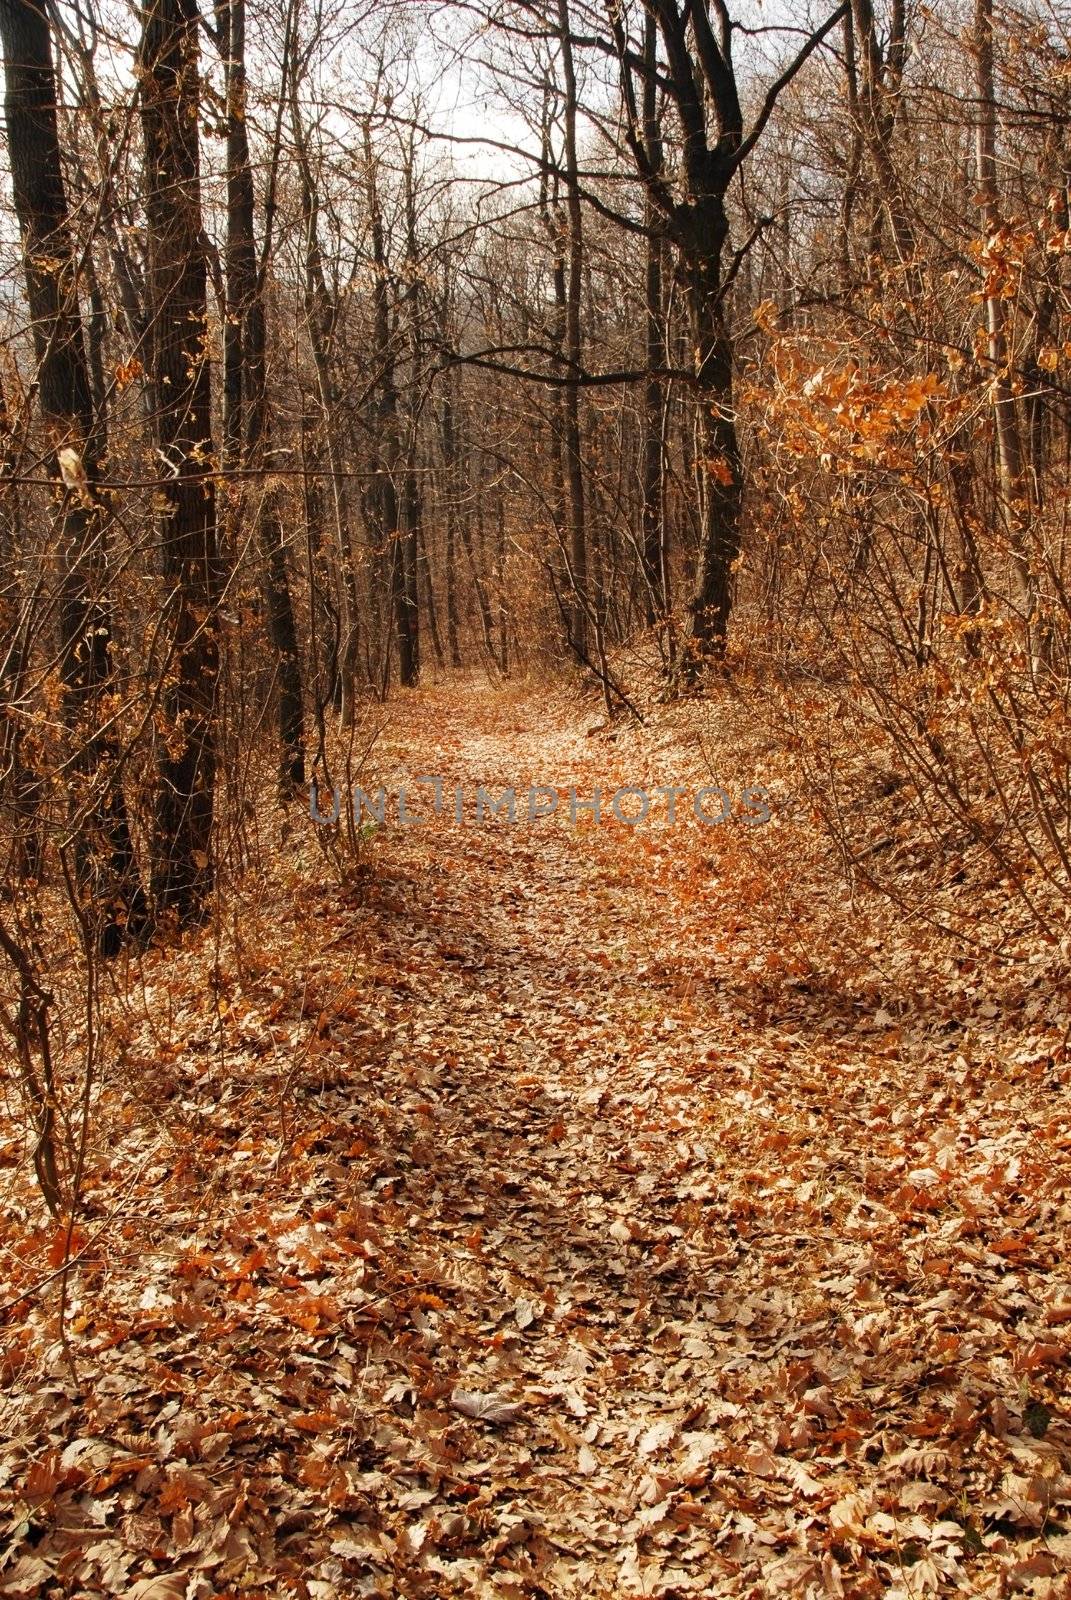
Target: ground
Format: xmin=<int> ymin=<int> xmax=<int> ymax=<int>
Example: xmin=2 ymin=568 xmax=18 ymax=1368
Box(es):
xmin=2 ymin=678 xmax=1071 ymax=1599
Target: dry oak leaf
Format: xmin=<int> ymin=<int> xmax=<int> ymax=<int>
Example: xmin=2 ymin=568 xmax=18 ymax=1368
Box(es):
xmin=0 ymin=1557 xmax=53 ymax=1598
xmin=828 ymin=1491 xmax=870 ymax=1537
xmin=122 ymin=1576 xmax=188 ymax=1600
xmin=450 ymin=1388 xmax=523 ymax=1425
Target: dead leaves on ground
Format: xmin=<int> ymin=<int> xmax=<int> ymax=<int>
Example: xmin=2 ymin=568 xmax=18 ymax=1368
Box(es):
xmin=1 ymin=684 xmax=1070 ymax=1598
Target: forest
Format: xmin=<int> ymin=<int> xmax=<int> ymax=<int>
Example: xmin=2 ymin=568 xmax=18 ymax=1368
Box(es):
xmin=1 ymin=0 xmax=1070 ymax=1595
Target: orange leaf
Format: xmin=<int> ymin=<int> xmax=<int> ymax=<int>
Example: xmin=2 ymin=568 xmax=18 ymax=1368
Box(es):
xmin=293 ymin=1410 xmax=338 ymax=1433
xmin=47 ymin=1223 xmax=87 ymax=1268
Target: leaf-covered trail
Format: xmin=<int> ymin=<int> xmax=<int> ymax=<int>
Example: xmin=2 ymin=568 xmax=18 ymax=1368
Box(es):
xmin=3 ymin=681 xmax=1071 ymax=1599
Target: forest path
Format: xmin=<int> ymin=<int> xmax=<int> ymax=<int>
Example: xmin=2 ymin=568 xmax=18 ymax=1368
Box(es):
xmin=333 ymin=676 xmax=829 ymax=1589
xmin=5 ymin=680 xmax=1068 ymax=1600
xmin=283 ymin=679 xmax=1068 ymax=1598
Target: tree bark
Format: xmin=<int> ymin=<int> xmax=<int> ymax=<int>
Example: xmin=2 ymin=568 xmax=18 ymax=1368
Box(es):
xmin=363 ymin=128 xmax=411 ymax=689
xmin=556 ymin=0 xmax=588 ymax=659
xmin=0 ymin=376 xmax=43 ymax=882
xmin=291 ymin=87 xmax=360 ymax=722
xmin=685 ymin=242 xmax=742 ymax=655
xmin=0 ymin=0 xmax=147 ymax=948
xmin=973 ymin=0 xmax=1032 ymax=618
xmin=605 ymin=0 xmax=848 ymax=668
xmin=397 ymin=140 xmax=423 ymax=687
xmin=851 ymin=0 xmax=914 ymax=267
xmin=641 ymin=10 xmax=667 ymax=626
xmin=220 ymin=0 xmax=304 ymax=787
xmin=440 ymin=381 xmax=463 ymax=667
xmin=139 ymin=0 xmax=222 ymax=920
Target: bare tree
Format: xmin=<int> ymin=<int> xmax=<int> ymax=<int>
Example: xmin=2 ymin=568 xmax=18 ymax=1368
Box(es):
xmin=218 ymin=0 xmax=305 ymax=787
xmin=0 ymin=0 xmax=147 ymax=949
xmin=607 ymin=0 xmax=847 ymax=665
xmin=139 ymin=0 xmax=222 ymax=918
xmin=973 ymin=0 xmax=1032 ymax=619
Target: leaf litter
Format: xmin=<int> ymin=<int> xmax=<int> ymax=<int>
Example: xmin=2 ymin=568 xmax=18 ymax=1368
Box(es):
xmin=1 ymin=680 xmax=1070 ymax=1598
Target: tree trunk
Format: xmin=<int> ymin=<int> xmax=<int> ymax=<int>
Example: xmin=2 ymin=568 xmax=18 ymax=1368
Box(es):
xmin=851 ymin=0 xmax=915 ymax=267
xmin=397 ymin=146 xmax=423 ymax=688
xmin=464 ymin=457 xmax=498 ymax=666
xmin=441 ymin=383 xmax=463 ymax=667
xmin=0 ymin=0 xmax=147 ymax=948
xmin=221 ymin=0 xmax=304 ymax=787
xmin=973 ymin=0 xmax=1033 ymax=618
xmin=686 ymin=253 xmax=742 ymax=659
xmin=641 ymin=10 xmax=667 ymax=626
xmin=363 ymin=129 xmax=411 ymax=689
xmin=139 ymin=0 xmax=222 ymax=920
xmin=398 ymin=444 xmax=421 ymax=686
xmin=556 ymin=0 xmax=588 ymax=659
xmin=0 ymin=376 xmax=43 ymax=881
xmin=292 ymin=90 xmax=360 ymax=722
xmin=839 ymin=7 xmax=865 ymax=288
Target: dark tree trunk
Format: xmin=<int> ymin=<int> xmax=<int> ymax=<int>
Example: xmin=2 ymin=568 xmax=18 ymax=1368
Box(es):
xmin=83 ymin=253 xmax=109 ymax=456
xmin=0 ymin=377 xmax=43 ymax=881
xmin=292 ymin=90 xmax=359 ymax=722
xmin=685 ymin=243 xmax=742 ymax=655
xmin=0 ymin=0 xmax=147 ymax=948
xmin=641 ymin=10 xmax=667 ymax=626
xmin=139 ymin=0 xmax=222 ymax=920
xmin=220 ymin=0 xmax=304 ymax=788
xmin=441 ymin=383 xmax=463 ymax=667
xmin=465 ymin=456 xmax=498 ymax=665
xmin=396 ymin=143 xmax=423 ymax=688
xmin=496 ymin=493 xmax=510 ymax=674
xmin=363 ymin=131 xmax=411 ymax=689
xmin=557 ymin=0 xmax=588 ymax=658
xmin=607 ymin=0 xmax=847 ymax=670
xmin=398 ymin=454 xmax=421 ymax=686
xmin=538 ymin=83 xmax=570 ymax=652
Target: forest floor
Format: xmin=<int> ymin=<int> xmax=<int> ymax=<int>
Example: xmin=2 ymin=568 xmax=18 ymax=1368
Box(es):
xmin=3 ymin=675 xmax=1071 ymax=1600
